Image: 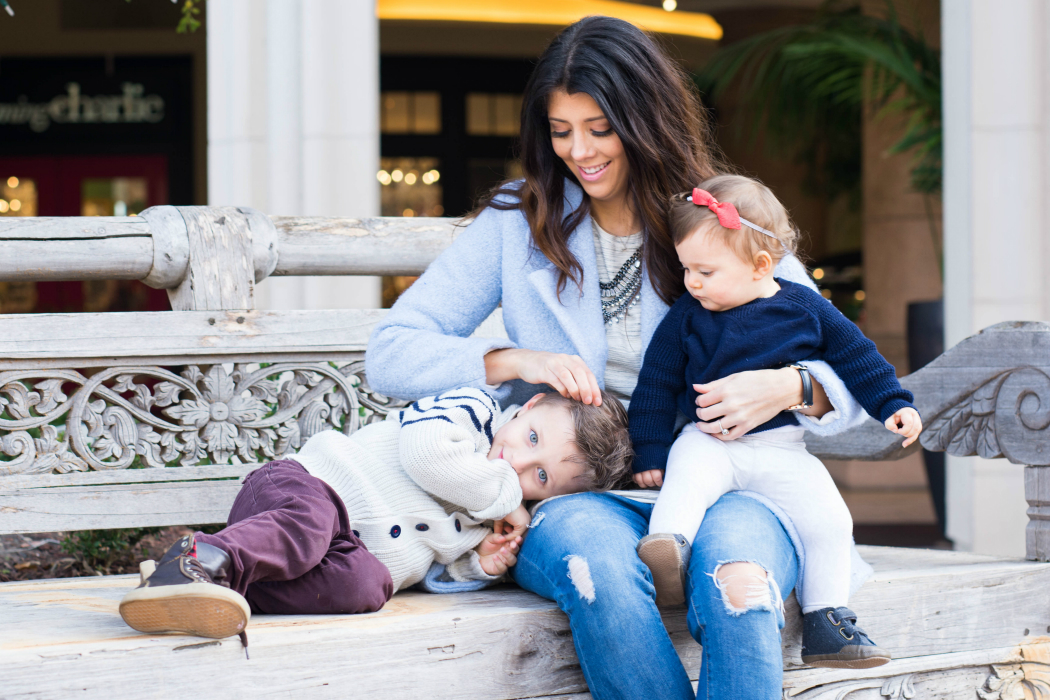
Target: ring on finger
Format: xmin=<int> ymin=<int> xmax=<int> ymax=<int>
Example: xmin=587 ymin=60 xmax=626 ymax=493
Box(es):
xmin=716 ymin=419 xmax=729 ymax=436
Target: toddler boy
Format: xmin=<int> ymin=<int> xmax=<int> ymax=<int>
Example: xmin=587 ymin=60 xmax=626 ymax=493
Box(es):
xmin=119 ymin=388 xmax=632 ymax=643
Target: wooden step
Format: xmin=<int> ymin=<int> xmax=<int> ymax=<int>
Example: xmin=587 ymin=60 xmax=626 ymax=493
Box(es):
xmin=3 ymin=546 xmax=1049 ymax=699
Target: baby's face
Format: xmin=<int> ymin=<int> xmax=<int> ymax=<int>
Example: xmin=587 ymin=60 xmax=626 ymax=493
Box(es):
xmin=676 ymin=227 xmax=769 ymax=311
xmin=488 ymin=397 xmax=586 ymax=501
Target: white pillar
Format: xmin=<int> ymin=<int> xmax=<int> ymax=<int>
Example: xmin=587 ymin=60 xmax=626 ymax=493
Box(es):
xmin=207 ymin=0 xmax=381 ymax=310
xmin=942 ymin=0 xmax=1050 ymax=556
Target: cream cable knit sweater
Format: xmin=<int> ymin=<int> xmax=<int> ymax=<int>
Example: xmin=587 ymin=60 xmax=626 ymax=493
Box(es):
xmin=292 ymin=388 xmax=521 ymax=592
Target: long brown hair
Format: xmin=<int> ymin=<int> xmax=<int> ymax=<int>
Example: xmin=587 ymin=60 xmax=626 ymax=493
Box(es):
xmin=479 ymin=16 xmax=722 ymax=305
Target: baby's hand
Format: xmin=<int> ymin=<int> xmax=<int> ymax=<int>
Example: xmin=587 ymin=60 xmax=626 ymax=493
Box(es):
xmin=885 ymin=407 xmax=922 ymax=448
xmin=633 ymin=469 xmax=664 ymax=488
xmin=493 ymin=503 xmax=531 ymax=541
xmin=477 ymin=532 xmax=522 ymax=576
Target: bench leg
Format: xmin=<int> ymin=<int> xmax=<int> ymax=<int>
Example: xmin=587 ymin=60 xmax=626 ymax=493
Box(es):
xmin=1026 ymin=465 xmax=1050 ymax=561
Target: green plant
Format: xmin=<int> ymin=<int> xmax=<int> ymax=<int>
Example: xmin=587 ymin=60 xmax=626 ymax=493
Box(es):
xmin=61 ymin=527 xmax=162 ymax=574
xmin=696 ymin=0 xmax=942 ymax=266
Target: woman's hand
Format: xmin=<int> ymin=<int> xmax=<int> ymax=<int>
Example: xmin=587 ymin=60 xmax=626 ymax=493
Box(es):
xmin=692 ymin=367 xmax=829 ymax=440
xmin=485 ymin=348 xmax=602 ymax=406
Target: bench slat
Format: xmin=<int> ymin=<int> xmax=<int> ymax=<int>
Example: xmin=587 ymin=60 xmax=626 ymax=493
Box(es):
xmin=2 ymin=547 xmax=1046 ymax=699
xmin=0 ymin=309 xmax=382 ymax=367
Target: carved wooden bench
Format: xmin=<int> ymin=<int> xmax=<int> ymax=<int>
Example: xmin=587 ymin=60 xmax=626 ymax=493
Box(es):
xmin=1 ymin=207 xmax=1048 ymax=699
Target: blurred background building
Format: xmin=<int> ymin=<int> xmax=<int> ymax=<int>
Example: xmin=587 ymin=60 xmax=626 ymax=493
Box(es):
xmin=0 ymin=0 xmax=1047 ymax=558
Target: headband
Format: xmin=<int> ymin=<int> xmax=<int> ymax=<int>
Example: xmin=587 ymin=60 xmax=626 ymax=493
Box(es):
xmin=688 ymin=188 xmax=779 ymax=241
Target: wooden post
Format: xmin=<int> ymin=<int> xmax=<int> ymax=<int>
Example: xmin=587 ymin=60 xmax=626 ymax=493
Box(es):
xmin=154 ymin=206 xmax=277 ymax=312
xmin=1027 ymin=466 xmax=1050 ymax=561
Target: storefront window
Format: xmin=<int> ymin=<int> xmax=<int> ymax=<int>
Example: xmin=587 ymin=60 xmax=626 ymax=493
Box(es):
xmin=466 ymin=93 xmax=521 ymax=136
xmin=381 ymin=92 xmax=441 ymax=134
xmin=0 ymin=176 xmax=37 ymax=217
xmin=0 ymin=176 xmax=39 ymax=312
xmin=378 ymin=157 xmax=442 ymax=307
xmin=378 ymin=157 xmax=443 ymax=218
xmin=81 ymin=177 xmax=149 ymax=217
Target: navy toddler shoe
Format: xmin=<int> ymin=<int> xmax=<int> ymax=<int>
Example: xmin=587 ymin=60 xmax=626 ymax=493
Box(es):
xmin=801 ymin=606 xmax=891 ymax=668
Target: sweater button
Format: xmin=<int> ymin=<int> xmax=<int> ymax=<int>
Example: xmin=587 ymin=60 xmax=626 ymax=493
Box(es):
xmin=455 ymin=519 xmax=461 ymax=532
xmin=390 ymin=525 xmax=401 ymax=538
xmin=415 ymin=524 xmax=429 ymax=532
xmin=352 ymin=530 xmax=360 ymax=538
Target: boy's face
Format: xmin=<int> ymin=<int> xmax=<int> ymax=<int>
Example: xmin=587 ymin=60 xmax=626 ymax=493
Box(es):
xmin=676 ymin=227 xmax=769 ymax=312
xmin=488 ymin=395 xmax=586 ymax=501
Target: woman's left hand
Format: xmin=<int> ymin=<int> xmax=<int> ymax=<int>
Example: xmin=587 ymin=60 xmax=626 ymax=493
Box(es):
xmin=692 ymin=367 xmax=827 ymax=440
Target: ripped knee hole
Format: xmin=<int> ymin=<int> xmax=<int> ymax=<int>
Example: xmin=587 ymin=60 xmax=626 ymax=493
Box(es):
xmin=710 ymin=562 xmax=779 ymax=614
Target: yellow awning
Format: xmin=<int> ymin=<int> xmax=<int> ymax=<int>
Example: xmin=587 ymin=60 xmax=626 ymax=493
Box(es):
xmin=378 ymin=0 xmax=723 ymax=41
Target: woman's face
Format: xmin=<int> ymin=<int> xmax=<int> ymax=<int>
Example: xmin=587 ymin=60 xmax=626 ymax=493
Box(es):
xmin=547 ymin=89 xmax=630 ymax=207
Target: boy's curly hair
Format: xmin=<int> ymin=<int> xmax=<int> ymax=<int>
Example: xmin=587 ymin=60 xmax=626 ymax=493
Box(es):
xmin=536 ymin=391 xmax=634 ymax=491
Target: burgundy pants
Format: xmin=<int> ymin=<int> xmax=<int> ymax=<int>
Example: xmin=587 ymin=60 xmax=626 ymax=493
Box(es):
xmin=196 ymin=459 xmax=394 ymax=615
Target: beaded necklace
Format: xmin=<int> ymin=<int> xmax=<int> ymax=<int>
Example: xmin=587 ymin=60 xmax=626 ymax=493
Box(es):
xmin=600 ymin=249 xmax=642 ymax=325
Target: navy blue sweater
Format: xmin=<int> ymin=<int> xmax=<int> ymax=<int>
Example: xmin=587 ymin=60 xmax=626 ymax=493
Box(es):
xmin=628 ymin=279 xmax=915 ymax=473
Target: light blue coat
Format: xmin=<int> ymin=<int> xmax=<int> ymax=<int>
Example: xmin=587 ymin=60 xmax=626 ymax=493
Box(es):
xmin=367 ymin=180 xmax=864 ymax=435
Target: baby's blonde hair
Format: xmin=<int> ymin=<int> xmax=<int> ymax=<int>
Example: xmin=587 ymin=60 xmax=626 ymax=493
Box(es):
xmin=669 ymin=174 xmax=799 ymax=266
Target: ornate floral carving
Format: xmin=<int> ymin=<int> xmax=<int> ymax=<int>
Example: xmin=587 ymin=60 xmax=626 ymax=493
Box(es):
xmin=783 ymin=673 xmax=915 ymax=700
xmin=978 ymin=661 xmax=1050 ymax=700
xmin=920 ymin=367 xmax=1050 ymax=466
xmin=0 ymin=361 xmax=405 ymax=475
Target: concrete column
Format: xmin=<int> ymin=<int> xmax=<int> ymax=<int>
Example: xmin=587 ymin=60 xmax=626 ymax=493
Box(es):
xmin=207 ymin=0 xmax=381 ymax=309
xmin=942 ymin=0 xmax=1050 ymax=556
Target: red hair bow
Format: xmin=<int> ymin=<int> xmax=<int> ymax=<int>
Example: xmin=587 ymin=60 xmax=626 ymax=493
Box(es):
xmin=691 ymin=188 xmax=741 ymax=230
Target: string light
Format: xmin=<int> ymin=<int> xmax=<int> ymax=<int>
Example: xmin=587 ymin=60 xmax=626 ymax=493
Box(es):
xmin=854 ymin=290 xmax=866 ymax=302
xmin=0 ymin=200 xmax=8 ymax=213
xmin=6 ymin=176 xmax=18 ymax=188
xmin=377 ymin=170 xmax=392 ymax=186
xmin=404 ymin=172 xmax=417 ymax=185
xmin=9 ymin=199 xmax=20 ymax=212
xmin=391 ymin=169 xmax=404 ymax=183
xmin=662 ymin=0 xmax=677 ymax=10
xmin=812 ymin=268 xmax=825 ymax=280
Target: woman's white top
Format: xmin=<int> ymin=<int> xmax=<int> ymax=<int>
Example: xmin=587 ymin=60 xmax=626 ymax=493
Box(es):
xmin=592 ymin=220 xmax=644 ymax=406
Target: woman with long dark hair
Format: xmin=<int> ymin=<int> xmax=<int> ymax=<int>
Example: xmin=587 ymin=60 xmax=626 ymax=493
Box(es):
xmin=368 ymin=16 xmax=866 ymax=698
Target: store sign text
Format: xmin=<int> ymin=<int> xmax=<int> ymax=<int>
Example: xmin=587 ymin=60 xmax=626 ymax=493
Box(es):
xmin=0 ymin=82 xmax=165 ymax=133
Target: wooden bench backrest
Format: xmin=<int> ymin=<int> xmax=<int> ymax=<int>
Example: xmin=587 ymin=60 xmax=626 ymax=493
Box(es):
xmin=1 ymin=206 xmax=1048 ymax=561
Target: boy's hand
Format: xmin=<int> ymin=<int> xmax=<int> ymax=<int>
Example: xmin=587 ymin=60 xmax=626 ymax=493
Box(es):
xmin=633 ymin=469 xmax=664 ymax=488
xmin=493 ymin=503 xmax=531 ymax=541
xmin=885 ymin=407 xmax=922 ymax=448
xmin=476 ymin=532 xmax=522 ymax=576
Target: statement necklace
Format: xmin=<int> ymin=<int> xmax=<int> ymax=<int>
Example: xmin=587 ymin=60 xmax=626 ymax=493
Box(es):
xmin=600 ymin=250 xmax=642 ymax=325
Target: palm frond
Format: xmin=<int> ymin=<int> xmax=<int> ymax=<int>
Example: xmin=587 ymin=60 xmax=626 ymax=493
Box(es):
xmin=696 ymin=0 xmax=942 ymax=196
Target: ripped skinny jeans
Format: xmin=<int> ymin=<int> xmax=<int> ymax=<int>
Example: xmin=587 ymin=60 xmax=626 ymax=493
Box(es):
xmin=510 ymin=491 xmax=799 ymax=700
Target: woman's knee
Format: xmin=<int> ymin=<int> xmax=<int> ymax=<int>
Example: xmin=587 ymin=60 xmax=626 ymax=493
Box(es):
xmin=712 ymin=562 xmax=777 ymax=614
xmin=515 ymin=494 xmax=652 ymax=610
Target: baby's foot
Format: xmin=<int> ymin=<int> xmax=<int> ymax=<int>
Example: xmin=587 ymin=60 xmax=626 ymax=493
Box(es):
xmin=801 ymin=607 xmax=891 ymax=669
xmin=637 ymin=533 xmax=690 ymax=606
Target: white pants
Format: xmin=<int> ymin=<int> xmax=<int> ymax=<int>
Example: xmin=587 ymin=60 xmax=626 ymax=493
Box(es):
xmin=649 ymin=423 xmax=853 ymax=613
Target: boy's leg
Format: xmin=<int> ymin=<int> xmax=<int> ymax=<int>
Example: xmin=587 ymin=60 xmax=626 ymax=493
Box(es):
xmin=195 ymin=459 xmax=355 ymax=597
xmin=245 ymin=531 xmax=393 ymax=614
xmin=648 ymin=424 xmax=739 ymax=543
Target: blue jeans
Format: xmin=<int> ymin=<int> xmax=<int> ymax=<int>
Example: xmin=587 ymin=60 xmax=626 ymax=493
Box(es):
xmin=511 ymin=491 xmax=798 ymax=700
